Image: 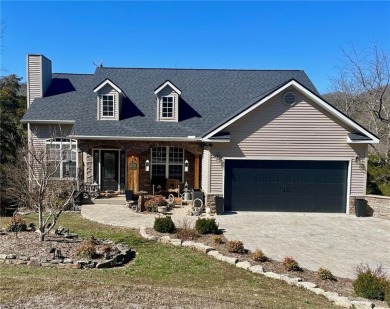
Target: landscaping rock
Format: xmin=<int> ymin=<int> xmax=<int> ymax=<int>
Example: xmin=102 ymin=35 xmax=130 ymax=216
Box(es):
xmin=96 ymin=257 xmax=117 ymax=268
xmin=19 ymin=256 xmax=30 ymax=261
xmin=6 ymin=254 xmax=16 ymax=259
xmin=41 ymin=262 xmax=53 ymax=267
xmin=57 ymin=263 xmax=81 ymax=269
xmin=193 ymin=242 xmax=214 ymax=253
xmin=63 ymin=258 xmax=73 ymax=264
xmin=322 ymin=291 xmax=339 ymax=302
xmin=236 ymin=261 xmax=251 ymax=270
xmin=263 ymin=272 xmax=282 ymax=280
xmin=50 ymin=259 xmax=62 ymax=264
xmin=306 ymin=287 xmax=325 ymax=295
xmin=159 ymin=236 xmax=171 ymax=244
xmin=296 ymin=281 xmax=317 ymax=289
xmin=333 ymin=296 xmax=352 ymax=308
xmin=16 ymin=259 xmax=28 ymax=265
xmin=0 ymin=254 xmax=7 ymax=260
xmin=27 ymin=259 xmax=41 ymax=267
xmin=248 ymin=265 xmax=264 ymax=274
xmin=182 ymin=241 xmax=196 ymax=248
xmin=206 ymin=251 xmax=238 ymax=265
xmin=147 ymin=235 xmax=160 ymax=241
xmin=350 ymin=300 xmax=375 ymax=309
xmin=169 ymin=238 xmax=182 ymax=246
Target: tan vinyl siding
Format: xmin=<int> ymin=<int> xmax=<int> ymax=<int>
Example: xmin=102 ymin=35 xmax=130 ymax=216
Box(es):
xmin=27 ymin=55 xmax=52 ymax=106
xmin=201 ymin=148 xmax=211 ymax=193
xmin=209 ymin=90 xmax=368 ymax=196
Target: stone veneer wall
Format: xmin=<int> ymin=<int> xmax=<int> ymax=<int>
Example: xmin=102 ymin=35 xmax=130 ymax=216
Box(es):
xmin=349 ymin=195 xmax=390 ymax=220
xmin=77 ymin=140 xmax=202 ymax=192
xmin=365 ymin=195 xmax=390 ymax=220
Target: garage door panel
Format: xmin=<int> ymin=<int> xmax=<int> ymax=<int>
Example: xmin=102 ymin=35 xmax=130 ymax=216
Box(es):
xmin=224 ymin=160 xmax=348 ymax=213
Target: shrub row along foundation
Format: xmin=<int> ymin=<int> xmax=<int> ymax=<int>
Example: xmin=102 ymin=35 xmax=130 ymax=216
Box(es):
xmin=139 ymin=226 xmax=385 ymax=309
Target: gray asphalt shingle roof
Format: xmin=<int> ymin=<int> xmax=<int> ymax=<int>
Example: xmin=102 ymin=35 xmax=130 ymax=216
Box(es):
xmin=22 ymin=67 xmax=318 ymax=138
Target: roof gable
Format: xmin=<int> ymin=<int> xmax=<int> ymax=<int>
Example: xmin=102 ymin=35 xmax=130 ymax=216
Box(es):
xmin=154 ymin=80 xmax=182 ymax=95
xmin=203 ymin=79 xmax=379 ymax=144
xmin=94 ymin=78 xmax=123 ymax=94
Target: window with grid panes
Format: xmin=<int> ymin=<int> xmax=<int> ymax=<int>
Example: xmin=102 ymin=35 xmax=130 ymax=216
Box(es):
xmin=46 ymin=139 xmax=77 ymax=178
xmin=151 ymin=146 xmax=184 ymax=181
xmin=161 ymin=96 xmax=174 ymax=119
xmin=102 ymin=95 xmax=114 ymax=117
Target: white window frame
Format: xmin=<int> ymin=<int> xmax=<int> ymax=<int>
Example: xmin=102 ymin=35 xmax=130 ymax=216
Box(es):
xmin=151 ymin=146 xmax=184 ymax=181
xmin=45 ymin=138 xmax=77 ymax=179
xmin=161 ymin=96 xmax=174 ymax=119
xmin=102 ymin=94 xmax=115 ymax=118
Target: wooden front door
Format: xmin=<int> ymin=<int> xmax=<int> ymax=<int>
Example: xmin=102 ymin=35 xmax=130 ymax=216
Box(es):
xmin=127 ymin=154 xmax=139 ymax=192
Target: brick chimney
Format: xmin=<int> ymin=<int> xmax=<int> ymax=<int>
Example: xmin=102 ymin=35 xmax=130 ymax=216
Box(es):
xmin=26 ymin=54 xmax=52 ymax=107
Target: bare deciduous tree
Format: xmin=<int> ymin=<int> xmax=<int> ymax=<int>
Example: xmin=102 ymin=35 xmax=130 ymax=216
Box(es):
xmin=326 ymin=43 xmax=390 ymax=157
xmin=5 ymin=132 xmax=76 ymax=241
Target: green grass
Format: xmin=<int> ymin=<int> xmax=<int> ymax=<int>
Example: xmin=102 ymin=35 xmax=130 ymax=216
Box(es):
xmin=0 ymin=212 xmax=336 ymax=308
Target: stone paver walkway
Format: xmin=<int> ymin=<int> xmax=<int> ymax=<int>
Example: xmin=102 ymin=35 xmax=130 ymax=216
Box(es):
xmin=82 ymin=204 xmax=390 ymax=279
xmin=217 ymin=212 xmax=390 ymax=279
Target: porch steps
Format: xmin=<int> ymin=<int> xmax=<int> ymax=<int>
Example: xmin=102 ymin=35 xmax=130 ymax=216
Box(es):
xmin=93 ymin=196 xmax=126 ymax=205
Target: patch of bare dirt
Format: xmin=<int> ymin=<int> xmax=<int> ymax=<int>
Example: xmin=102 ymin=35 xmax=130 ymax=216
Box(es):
xmin=0 ymin=231 xmax=119 ymax=263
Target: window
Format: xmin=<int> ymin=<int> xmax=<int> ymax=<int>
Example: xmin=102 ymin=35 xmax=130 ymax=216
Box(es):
xmin=151 ymin=146 xmax=184 ymax=181
xmin=102 ymin=95 xmax=114 ymax=117
xmin=46 ymin=138 xmax=77 ymax=178
xmin=161 ymin=96 xmax=174 ymax=119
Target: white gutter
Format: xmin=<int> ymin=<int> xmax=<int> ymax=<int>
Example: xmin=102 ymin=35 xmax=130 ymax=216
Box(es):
xmin=70 ymin=135 xmax=202 ymax=142
xmin=21 ymin=120 xmax=76 ymax=124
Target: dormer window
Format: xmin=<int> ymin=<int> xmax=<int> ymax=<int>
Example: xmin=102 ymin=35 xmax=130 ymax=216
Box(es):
xmin=102 ymin=95 xmax=114 ymax=117
xmin=162 ymin=96 xmax=174 ymax=119
xmin=94 ymin=79 xmax=125 ymax=121
xmin=154 ymin=80 xmax=181 ymax=122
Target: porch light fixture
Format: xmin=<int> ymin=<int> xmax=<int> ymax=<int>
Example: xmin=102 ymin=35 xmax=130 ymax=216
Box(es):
xmin=145 ymin=160 xmax=150 ymax=172
xmin=184 ymin=159 xmax=189 ymax=172
xmin=355 ymin=156 xmax=364 ymax=164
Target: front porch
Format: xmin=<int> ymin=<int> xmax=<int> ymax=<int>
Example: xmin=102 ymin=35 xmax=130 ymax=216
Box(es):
xmin=78 ymin=140 xmax=203 ymax=195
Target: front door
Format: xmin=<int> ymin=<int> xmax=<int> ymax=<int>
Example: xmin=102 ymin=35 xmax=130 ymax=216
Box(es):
xmin=127 ymin=154 xmax=139 ymax=192
xmin=101 ymin=151 xmax=119 ymax=191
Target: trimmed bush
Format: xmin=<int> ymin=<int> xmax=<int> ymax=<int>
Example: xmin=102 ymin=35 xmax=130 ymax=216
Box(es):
xmin=251 ymin=249 xmax=268 ymax=262
xmin=317 ymin=268 xmax=335 ymax=280
xmin=145 ymin=195 xmax=167 ymax=212
xmin=226 ymin=240 xmax=245 ymax=254
xmin=213 ymin=235 xmax=224 ymax=244
xmin=154 ymin=216 xmax=176 ymax=233
xmin=283 ymin=257 xmax=301 ymax=271
xmin=7 ymin=214 xmax=27 ymax=232
xmin=385 ymin=284 xmax=390 ymax=306
xmin=75 ymin=241 xmax=96 ymax=259
xmin=353 ymin=264 xmax=388 ymax=300
xmin=195 ymin=218 xmax=219 ymax=234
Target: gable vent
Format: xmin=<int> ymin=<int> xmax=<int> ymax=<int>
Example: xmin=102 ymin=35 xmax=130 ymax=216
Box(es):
xmin=283 ymin=92 xmax=296 ymax=105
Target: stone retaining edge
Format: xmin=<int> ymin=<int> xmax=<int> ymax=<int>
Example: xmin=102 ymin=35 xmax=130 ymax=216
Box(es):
xmin=139 ymin=226 xmax=386 ymax=309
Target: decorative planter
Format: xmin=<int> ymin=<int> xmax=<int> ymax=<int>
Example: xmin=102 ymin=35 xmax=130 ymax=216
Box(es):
xmin=158 ymin=206 xmax=168 ymax=213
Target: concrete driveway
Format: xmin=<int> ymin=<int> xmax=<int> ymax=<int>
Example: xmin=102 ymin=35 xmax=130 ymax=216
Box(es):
xmin=82 ymin=204 xmax=390 ymax=279
xmin=216 ymin=212 xmax=390 ymax=279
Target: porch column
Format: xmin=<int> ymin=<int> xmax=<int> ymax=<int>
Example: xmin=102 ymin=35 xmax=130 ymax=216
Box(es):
xmin=194 ymin=154 xmax=200 ymax=189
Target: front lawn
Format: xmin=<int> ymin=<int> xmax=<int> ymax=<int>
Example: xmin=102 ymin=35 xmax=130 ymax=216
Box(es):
xmin=0 ymin=212 xmax=336 ymax=308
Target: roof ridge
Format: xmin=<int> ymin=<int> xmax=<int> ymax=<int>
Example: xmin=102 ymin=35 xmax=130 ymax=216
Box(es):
xmin=96 ymin=67 xmax=304 ymax=72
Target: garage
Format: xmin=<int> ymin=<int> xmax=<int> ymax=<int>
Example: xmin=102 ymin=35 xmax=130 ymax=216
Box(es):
xmin=224 ymin=160 xmax=348 ymax=213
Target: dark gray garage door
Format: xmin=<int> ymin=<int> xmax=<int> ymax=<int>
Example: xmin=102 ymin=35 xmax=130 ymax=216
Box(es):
xmin=224 ymin=160 xmax=348 ymax=213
